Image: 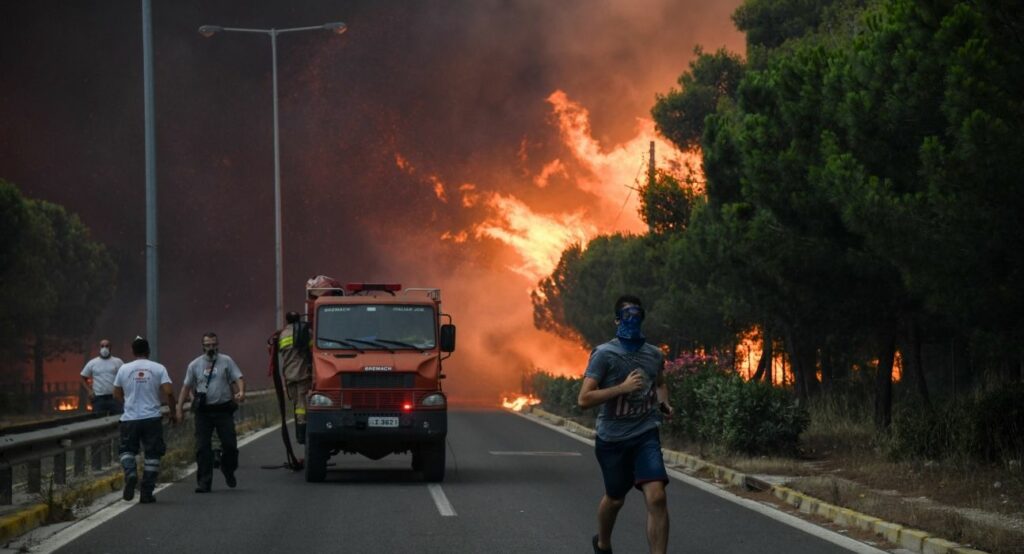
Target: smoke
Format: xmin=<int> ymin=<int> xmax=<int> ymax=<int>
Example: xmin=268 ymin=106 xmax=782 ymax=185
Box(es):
xmin=0 ymin=0 xmax=744 ymax=402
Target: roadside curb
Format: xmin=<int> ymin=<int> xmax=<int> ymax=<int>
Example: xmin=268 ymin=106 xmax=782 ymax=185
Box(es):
xmin=0 ymin=472 xmax=123 ymax=544
xmin=527 ymin=407 xmax=990 ymax=554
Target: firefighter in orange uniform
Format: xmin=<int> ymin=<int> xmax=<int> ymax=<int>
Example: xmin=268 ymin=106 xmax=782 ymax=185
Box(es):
xmin=278 ymin=311 xmax=312 ymax=444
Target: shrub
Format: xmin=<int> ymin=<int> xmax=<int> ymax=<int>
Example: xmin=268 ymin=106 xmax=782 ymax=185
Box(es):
xmin=531 ymin=372 xmax=584 ymax=417
xmin=692 ymin=373 xmax=809 ymax=455
xmin=888 ymin=384 xmax=1024 ymax=464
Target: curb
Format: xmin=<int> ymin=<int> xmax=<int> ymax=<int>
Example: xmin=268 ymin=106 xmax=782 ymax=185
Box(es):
xmin=0 ymin=472 xmax=123 ymax=544
xmin=527 ymin=407 xmax=990 ymax=554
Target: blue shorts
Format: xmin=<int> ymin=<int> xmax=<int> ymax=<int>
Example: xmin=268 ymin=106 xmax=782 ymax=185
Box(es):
xmin=594 ymin=427 xmax=668 ymax=499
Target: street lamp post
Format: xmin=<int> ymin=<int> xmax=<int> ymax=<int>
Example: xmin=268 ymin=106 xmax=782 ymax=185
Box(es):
xmin=199 ymin=22 xmax=348 ymax=329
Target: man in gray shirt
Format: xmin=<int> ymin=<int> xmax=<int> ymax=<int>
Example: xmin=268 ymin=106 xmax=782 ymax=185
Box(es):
xmin=176 ymin=332 xmax=245 ymax=493
xmin=578 ymin=295 xmax=673 ymax=554
xmin=80 ymin=338 xmax=124 ymax=415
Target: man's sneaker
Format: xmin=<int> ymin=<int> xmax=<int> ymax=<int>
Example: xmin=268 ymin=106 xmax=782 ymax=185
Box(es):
xmin=123 ymin=474 xmax=137 ymax=501
xmin=194 ymin=486 xmax=211 ymax=493
xmin=225 ymin=472 xmax=237 ymax=488
xmin=139 ymin=493 xmax=156 ymax=504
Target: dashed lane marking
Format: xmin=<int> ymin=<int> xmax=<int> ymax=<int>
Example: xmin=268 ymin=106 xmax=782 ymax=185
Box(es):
xmin=488 ymin=451 xmax=581 ymax=456
xmin=428 ymin=484 xmax=457 ymax=517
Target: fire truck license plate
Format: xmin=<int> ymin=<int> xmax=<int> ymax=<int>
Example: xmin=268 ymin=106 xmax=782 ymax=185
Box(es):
xmin=368 ymin=416 xmax=399 ymax=428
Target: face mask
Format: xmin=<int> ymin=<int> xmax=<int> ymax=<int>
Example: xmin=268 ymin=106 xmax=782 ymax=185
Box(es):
xmin=100 ymin=347 xmax=110 ymax=358
xmin=616 ymin=307 xmax=646 ymax=341
xmin=205 ymin=347 xmax=218 ymax=358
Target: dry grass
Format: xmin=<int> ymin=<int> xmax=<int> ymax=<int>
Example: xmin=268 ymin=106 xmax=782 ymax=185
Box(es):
xmin=789 ymin=475 xmax=1024 ymax=554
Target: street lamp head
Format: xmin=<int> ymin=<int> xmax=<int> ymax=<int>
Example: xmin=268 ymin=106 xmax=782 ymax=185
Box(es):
xmin=322 ymin=22 xmax=348 ymax=35
xmin=198 ymin=25 xmax=223 ymax=38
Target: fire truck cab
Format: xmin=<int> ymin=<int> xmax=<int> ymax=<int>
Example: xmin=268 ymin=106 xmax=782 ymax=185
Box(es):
xmin=303 ymin=282 xmax=455 ymax=482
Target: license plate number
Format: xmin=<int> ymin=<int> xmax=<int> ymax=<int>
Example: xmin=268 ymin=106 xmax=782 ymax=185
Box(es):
xmin=368 ymin=416 xmax=399 ymax=428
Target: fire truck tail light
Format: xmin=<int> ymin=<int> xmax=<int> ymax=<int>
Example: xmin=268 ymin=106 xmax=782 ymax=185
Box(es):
xmin=421 ymin=393 xmax=446 ymax=407
xmin=309 ymin=394 xmax=334 ymax=407
xmin=402 ymin=402 xmax=413 ymax=411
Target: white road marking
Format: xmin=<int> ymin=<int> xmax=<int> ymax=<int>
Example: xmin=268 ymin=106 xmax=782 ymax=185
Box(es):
xmin=428 ymin=483 xmax=457 ymax=517
xmin=510 ymin=410 xmax=887 ymax=554
xmin=488 ymin=451 xmax=581 ymax=456
xmin=29 ymin=423 xmax=286 ymax=554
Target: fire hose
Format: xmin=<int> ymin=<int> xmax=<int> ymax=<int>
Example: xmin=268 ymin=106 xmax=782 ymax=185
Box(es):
xmin=260 ymin=332 xmax=304 ymax=471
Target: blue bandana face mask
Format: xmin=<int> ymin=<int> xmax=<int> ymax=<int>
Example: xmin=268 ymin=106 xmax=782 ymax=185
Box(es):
xmin=616 ymin=306 xmax=646 ymax=341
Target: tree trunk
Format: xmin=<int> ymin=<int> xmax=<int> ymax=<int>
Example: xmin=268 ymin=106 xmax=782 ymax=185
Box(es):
xmin=874 ymin=335 xmax=897 ymax=429
xmin=908 ymin=321 xmax=932 ymax=410
xmin=784 ymin=328 xmax=819 ymax=400
xmin=33 ymin=335 xmax=46 ymax=413
xmin=751 ymin=327 xmax=771 ymax=382
xmin=783 ymin=328 xmax=805 ymax=401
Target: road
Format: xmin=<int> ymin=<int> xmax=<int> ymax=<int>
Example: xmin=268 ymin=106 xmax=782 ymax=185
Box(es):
xmin=48 ymin=410 xmax=884 ymax=553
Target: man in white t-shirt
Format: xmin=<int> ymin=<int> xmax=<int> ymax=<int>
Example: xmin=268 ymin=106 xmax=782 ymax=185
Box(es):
xmin=113 ymin=337 xmax=177 ymax=504
xmin=80 ymin=338 xmax=124 ymax=415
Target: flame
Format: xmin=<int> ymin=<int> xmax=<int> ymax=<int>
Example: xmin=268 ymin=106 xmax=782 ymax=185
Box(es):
xmin=534 ymin=159 xmax=567 ymax=188
xmin=474 ymin=193 xmax=596 ymax=281
xmin=545 ymin=90 xmax=699 ymax=230
xmin=55 ymin=397 xmax=78 ymax=411
xmin=502 ymin=394 xmax=541 ymax=412
xmin=429 ymin=175 xmax=448 ymax=202
xmin=734 ymin=327 xmax=786 ymax=383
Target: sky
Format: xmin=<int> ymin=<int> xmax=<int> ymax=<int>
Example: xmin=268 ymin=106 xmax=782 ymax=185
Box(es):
xmin=0 ymin=0 xmax=745 ymax=404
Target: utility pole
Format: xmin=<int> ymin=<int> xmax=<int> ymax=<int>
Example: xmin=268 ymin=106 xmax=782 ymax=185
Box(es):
xmin=142 ymin=0 xmax=159 ymax=360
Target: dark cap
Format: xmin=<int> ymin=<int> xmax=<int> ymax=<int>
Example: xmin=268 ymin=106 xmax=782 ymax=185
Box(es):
xmin=286 ymin=311 xmax=300 ymax=324
xmin=131 ymin=336 xmax=150 ymax=356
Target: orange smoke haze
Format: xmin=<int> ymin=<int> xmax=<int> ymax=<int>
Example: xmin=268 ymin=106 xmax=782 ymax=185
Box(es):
xmin=1 ymin=0 xmax=746 ymax=401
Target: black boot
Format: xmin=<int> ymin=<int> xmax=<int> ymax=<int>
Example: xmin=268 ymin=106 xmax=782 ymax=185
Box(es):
xmin=296 ymin=423 xmax=306 ymax=445
xmin=140 ymin=471 xmax=158 ymax=503
xmin=123 ymin=471 xmax=137 ymax=501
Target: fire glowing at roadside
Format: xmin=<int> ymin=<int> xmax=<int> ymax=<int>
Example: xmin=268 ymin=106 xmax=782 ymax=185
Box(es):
xmin=55 ymin=398 xmax=78 ymax=411
xmin=502 ymin=394 xmax=542 ymax=412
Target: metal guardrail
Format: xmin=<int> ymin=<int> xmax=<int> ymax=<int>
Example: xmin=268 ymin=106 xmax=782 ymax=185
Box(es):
xmin=0 ymin=389 xmax=275 ymax=505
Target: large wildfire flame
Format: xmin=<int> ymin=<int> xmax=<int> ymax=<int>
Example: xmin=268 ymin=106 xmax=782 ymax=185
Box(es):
xmin=400 ymin=90 xmax=694 ymax=283
xmin=395 ymin=90 xmax=696 ymax=405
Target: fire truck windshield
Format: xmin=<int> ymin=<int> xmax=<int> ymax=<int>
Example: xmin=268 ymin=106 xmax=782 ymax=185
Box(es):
xmin=317 ymin=304 xmax=436 ymax=350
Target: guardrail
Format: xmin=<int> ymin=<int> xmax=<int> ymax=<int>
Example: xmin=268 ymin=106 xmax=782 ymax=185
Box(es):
xmin=0 ymin=389 xmax=276 ymax=505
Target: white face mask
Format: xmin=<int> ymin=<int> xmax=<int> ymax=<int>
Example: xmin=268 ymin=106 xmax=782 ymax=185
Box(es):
xmin=100 ymin=347 xmax=110 ymax=358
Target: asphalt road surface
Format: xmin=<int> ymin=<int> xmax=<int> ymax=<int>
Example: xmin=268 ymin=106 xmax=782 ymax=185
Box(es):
xmin=52 ymin=410 xmax=884 ymax=553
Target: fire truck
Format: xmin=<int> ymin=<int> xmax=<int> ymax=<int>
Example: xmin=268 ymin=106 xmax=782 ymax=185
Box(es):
xmin=302 ymin=281 xmax=455 ymax=482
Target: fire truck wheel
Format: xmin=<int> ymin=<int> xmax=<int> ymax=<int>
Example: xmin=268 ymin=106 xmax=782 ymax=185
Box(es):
xmin=421 ymin=441 xmax=445 ymax=482
xmin=304 ymin=437 xmax=328 ymax=482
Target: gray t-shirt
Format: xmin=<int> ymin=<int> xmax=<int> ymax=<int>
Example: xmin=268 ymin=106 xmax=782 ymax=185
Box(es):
xmin=584 ymin=339 xmax=665 ymax=442
xmin=81 ymin=356 xmax=124 ymax=395
xmin=184 ymin=354 xmax=243 ymax=406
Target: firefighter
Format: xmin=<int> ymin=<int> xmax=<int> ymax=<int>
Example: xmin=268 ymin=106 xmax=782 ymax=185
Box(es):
xmin=278 ymin=311 xmax=312 ymax=444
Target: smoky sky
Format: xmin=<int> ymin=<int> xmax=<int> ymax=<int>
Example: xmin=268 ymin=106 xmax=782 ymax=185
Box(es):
xmin=0 ymin=0 xmax=743 ymax=400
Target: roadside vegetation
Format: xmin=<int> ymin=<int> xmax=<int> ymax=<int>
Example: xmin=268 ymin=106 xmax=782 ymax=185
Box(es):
xmin=0 ymin=179 xmax=116 ymax=413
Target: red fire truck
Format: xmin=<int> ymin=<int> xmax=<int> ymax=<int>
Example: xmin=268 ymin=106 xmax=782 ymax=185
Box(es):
xmin=302 ymin=281 xmax=455 ymax=482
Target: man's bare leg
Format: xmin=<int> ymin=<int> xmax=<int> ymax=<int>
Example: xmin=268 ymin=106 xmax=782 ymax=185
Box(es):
xmin=597 ymin=494 xmax=625 ymax=550
xmin=641 ymin=481 xmax=668 ymax=554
